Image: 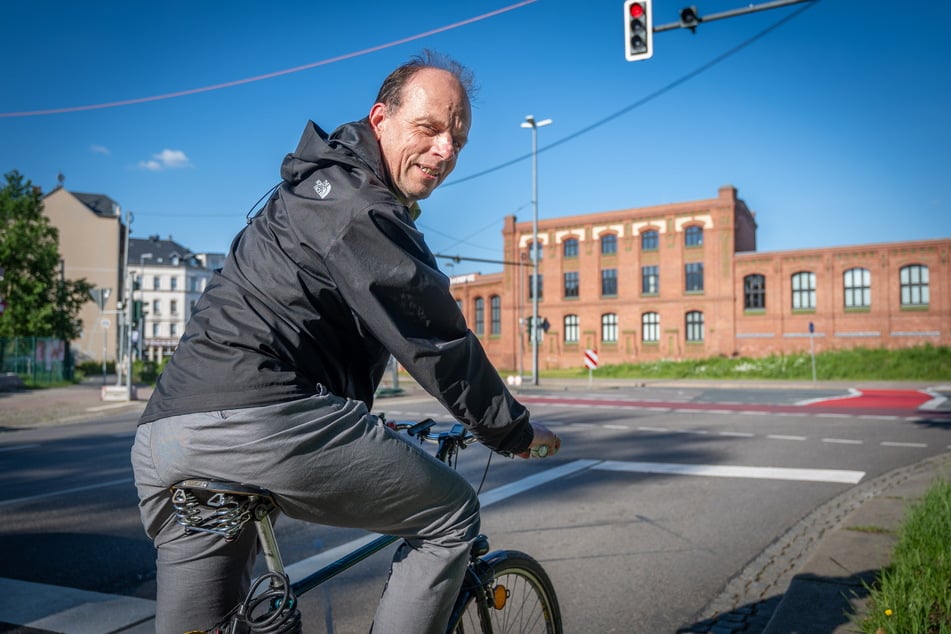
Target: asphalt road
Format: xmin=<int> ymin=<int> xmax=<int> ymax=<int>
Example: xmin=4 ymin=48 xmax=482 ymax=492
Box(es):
xmin=0 ymin=383 xmax=948 ymax=633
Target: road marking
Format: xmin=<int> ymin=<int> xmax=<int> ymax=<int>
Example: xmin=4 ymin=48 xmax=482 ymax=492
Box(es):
xmin=637 ymin=426 xmax=669 ymax=433
xmin=767 ymin=434 xmax=808 ymax=441
xmin=718 ymin=431 xmax=755 ymax=437
xmin=0 ymin=443 xmax=40 ymax=453
xmin=822 ymin=438 xmax=863 ymax=445
xmin=881 ymin=441 xmax=928 ymax=448
xmin=594 ymin=460 xmax=865 ymax=484
xmin=287 ymin=459 xmax=601 ymax=581
xmin=603 ymin=424 xmax=630 ymax=430
xmin=0 ymin=478 xmax=132 ymax=507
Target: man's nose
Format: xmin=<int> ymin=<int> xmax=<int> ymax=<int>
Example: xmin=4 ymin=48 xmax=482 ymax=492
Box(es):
xmin=433 ymin=132 xmax=456 ymax=160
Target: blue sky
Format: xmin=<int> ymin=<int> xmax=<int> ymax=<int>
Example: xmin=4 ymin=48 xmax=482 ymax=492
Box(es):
xmin=3 ymin=1 xmax=949 ymax=276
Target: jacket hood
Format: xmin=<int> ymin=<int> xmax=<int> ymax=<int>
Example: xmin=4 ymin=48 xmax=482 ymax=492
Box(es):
xmin=281 ymin=118 xmax=387 ymax=188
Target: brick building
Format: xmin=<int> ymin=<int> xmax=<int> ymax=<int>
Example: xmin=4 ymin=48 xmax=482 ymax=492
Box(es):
xmin=450 ymin=185 xmax=949 ymax=372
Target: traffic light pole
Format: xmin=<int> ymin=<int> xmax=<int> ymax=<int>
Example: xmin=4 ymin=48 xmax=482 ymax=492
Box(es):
xmin=653 ymin=0 xmax=816 ymax=33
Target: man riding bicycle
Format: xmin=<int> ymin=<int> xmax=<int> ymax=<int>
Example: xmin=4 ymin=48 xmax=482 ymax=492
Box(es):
xmin=131 ymin=50 xmax=561 ymax=634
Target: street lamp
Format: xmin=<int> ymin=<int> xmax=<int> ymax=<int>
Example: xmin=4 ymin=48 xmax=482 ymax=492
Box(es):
xmin=138 ymin=253 xmax=153 ymax=362
xmin=520 ymin=114 xmax=552 ymax=386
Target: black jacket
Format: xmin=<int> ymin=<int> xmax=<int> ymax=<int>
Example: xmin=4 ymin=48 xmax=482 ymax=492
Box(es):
xmin=140 ymin=119 xmax=533 ymax=455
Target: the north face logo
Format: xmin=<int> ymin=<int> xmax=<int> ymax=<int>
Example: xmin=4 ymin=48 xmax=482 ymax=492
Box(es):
xmin=314 ymin=179 xmax=332 ymax=199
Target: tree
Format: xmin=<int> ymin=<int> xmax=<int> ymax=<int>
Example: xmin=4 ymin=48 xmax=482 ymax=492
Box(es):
xmin=0 ymin=170 xmax=92 ymax=340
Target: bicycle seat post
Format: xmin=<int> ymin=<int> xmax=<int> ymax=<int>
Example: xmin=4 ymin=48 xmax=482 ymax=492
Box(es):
xmin=254 ymin=506 xmax=286 ymax=583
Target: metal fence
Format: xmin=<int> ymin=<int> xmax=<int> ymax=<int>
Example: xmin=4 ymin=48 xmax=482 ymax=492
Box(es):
xmin=0 ymin=337 xmax=71 ymax=385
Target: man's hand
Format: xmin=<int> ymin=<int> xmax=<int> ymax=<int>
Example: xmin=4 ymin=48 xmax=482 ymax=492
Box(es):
xmin=517 ymin=422 xmax=561 ymax=459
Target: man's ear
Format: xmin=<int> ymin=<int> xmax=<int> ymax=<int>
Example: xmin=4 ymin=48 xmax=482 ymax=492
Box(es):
xmin=368 ymin=102 xmax=387 ymax=139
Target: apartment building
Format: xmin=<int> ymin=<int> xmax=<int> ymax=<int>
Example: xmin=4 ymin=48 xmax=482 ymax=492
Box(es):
xmin=128 ymin=236 xmax=222 ymax=362
xmin=43 ymin=185 xmax=127 ymax=363
xmin=451 ymin=185 xmax=949 ymax=372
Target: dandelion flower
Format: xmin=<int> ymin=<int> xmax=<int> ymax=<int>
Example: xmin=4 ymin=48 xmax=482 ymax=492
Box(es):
xmin=884 ymin=608 xmax=893 ymax=616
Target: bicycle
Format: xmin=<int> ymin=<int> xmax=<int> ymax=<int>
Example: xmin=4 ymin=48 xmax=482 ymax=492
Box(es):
xmin=170 ymin=418 xmax=563 ymax=634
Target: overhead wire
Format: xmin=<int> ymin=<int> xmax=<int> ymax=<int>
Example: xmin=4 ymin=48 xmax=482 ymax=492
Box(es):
xmin=0 ymin=0 xmax=537 ymax=118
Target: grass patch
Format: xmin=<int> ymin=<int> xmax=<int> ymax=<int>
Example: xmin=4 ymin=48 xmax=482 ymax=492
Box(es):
xmin=542 ymin=344 xmax=950 ymax=382
xmin=861 ymin=478 xmax=951 ymax=633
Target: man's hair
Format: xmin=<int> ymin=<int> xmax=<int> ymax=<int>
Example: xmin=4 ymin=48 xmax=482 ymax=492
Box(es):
xmin=375 ymin=49 xmax=477 ymax=112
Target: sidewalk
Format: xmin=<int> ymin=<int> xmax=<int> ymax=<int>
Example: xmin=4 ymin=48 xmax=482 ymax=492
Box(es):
xmin=0 ymin=375 xmax=152 ymax=429
xmin=1 ymin=377 xmax=948 ymax=633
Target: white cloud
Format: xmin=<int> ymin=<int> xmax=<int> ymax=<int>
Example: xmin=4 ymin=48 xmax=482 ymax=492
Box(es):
xmin=137 ymin=148 xmax=192 ymax=171
xmin=90 ymin=144 xmax=110 ymax=155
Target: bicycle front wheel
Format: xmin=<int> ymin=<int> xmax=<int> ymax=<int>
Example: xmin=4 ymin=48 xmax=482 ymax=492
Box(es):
xmin=448 ymin=550 xmax=562 ymax=634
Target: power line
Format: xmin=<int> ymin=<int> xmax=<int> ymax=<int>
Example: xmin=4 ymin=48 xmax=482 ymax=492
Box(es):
xmin=443 ymin=0 xmax=819 ymax=188
xmin=0 ymin=0 xmax=538 ymax=118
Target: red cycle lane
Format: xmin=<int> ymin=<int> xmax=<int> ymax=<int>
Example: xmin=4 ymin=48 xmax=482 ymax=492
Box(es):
xmin=518 ymin=389 xmax=949 ymax=419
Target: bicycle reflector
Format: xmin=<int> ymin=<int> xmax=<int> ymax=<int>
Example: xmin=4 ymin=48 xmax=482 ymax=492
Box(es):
xmin=624 ymin=0 xmax=654 ymax=62
xmin=493 ymin=584 xmax=509 ymax=610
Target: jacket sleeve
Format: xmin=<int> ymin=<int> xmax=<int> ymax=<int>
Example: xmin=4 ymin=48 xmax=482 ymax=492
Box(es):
xmin=324 ymin=203 xmax=534 ymax=455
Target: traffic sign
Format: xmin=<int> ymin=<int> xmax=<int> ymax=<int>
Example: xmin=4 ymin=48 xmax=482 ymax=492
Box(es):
xmin=584 ymin=349 xmax=599 ymax=370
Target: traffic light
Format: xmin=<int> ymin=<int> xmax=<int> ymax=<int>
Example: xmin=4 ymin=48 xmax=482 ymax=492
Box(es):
xmin=680 ymin=5 xmax=701 ymax=32
xmin=624 ymin=0 xmax=653 ymax=62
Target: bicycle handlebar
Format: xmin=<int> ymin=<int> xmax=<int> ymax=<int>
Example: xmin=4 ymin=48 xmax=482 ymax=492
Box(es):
xmin=380 ymin=416 xmax=478 ymax=460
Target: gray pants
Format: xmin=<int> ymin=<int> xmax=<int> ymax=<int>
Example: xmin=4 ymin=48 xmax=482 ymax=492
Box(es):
xmin=131 ymin=391 xmax=480 ymax=634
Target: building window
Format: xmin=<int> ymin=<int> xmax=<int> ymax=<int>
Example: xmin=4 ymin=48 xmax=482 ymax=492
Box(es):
xmin=152 ymin=276 xmax=160 ymax=290
xmin=601 ymin=313 xmax=618 ymax=343
xmin=686 ymin=311 xmax=704 ymax=342
xmin=170 ymin=299 xmax=178 ymax=315
xmin=685 ymin=225 xmax=703 ymax=247
xmin=490 ymin=295 xmax=501 ymax=335
xmin=170 ymin=323 xmax=178 ymax=337
xmin=744 ymin=274 xmax=766 ymax=309
xmin=529 ymin=240 xmax=543 ymax=263
xmin=642 ymin=312 xmax=659 ymax=343
xmin=843 ymin=267 xmax=871 ymax=308
xmin=564 ymin=314 xmax=579 ymax=344
xmin=564 ymin=271 xmax=579 ymax=298
xmin=641 ymin=230 xmax=658 ymax=251
xmin=791 ymin=271 xmax=816 ymax=309
xmin=600 ymin=233 xmax=617 ymax=255
xmin=641 ymin=265 xmax=659 ymax=295
xmin=528 ymin=274 xmax=543 ymax=300
xmin=152 ymin=323 xmax=160 ymax=337
xmin=601 ymin=268 xmax=618 ymax=296
xmin=152 ymin=299 xmax=161 ymax=315
xmin=685 ymin=262 xmax=704 ymax=292
xmin=900 ymin=264 xmax=929 ymax=306
xmin=563 ymin=238 xmax=579 ymax=258
xmin=170 ymin=276 xmax=178 ymax=291
xmin=474 ymin=297 xmax=484 ymax=334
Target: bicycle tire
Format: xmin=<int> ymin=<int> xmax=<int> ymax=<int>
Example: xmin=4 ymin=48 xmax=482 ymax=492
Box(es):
xmin=447 ymin=550 xmax=563 ymax=634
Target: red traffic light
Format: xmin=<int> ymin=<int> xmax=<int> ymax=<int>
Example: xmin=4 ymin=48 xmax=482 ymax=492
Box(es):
xmin=629 ymin=3 xmax=645 ymax=18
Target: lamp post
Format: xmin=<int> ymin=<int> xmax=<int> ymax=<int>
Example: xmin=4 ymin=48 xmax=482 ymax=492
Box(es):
xmin=138 ymin=253 xmax=153 ymax=362
xmin=520 ymin=114 xmax=552 ymax=386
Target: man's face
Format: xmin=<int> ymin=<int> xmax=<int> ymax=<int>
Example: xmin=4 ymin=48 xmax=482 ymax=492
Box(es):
xmin=370 ymin=68 xmax=471 ymax=206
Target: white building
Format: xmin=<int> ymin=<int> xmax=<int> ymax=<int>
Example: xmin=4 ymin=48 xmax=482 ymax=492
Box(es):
xmin=129 ymin=236 xmax=223 ymax=362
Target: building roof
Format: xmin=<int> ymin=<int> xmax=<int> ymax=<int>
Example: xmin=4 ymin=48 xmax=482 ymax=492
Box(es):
xmin=130 ymin=235 xmax=198 ymax=267
xmin=73 ymin=192 xmax=121 ymax=217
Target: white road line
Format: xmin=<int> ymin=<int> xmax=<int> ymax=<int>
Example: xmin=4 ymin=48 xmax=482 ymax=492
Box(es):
xmin=637 ymin=426 xmax=669 ymax=433
xmin=822 ymin=438 xmax=863 ymax=445
xmin=603 ymin=424 xmax=630 ymax=430
xmin=287 ymin=459 xmax=601 ymax=581
xmin=0 ymin=443 xmax=40 ymax=453
xmin=767 ymin=434 xmax=808 ymax=441
xmin=595 ymin=460 xmax=865 ymax=484
xmin=0 ymin=478 xmax=133 ymax=507
xmin=718 ymin=431 xmax=755 ymax=437
xmin=881 ymin=441 xmax=928 ymax=448
xmin=816 ymin=413 xmax=852 ymax=418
